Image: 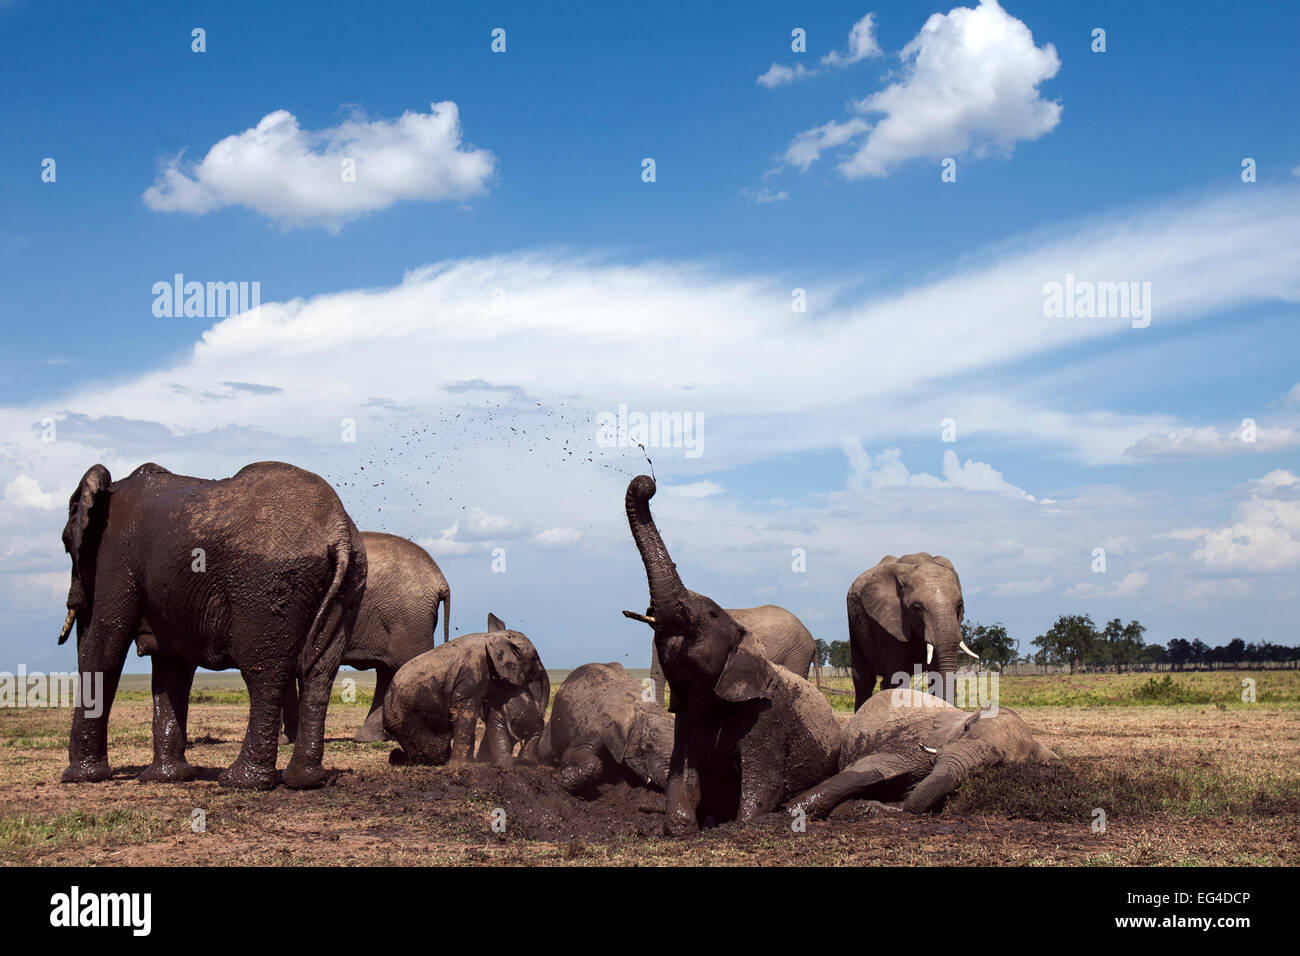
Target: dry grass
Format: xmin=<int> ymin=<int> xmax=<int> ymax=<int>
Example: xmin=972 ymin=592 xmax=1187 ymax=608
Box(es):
xmin=1 ymin=672 xmax=1296 ymax=866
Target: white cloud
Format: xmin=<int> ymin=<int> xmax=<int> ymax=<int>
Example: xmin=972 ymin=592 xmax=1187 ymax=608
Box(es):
xmin=1065 ymin=571 xmax=1148 ymax=598
xmin=664 ymin=481 xmax=725 ymax=499
xmin=532 ymin=527 xmax=584 ymax=549
xmin=1191 ymin=496 xmax=1300 ymax=573
xmin=843 ymin=438 xmax=1031 ymax=499
xmin=757 ymin=63 xmax=815 ymax=87
xmin=4 ymin=476 xmax=61 ymax=510
xmin=143 ymin=102 xmax=495 ymax=229
xmin=1125 ymin=424 xmax=1300 ymax=460
xmin=739 ymin=186 xmax=789 ymax=203
xmin=418 ymin=524 xmax=475 ymax=558
xmin=821 ymin=13 xmax=883 ymax=66
xmin=989 ymin=576 xmax=1052 ymax=597
xmin=786 ymin=0 xmax=1061 ymax=178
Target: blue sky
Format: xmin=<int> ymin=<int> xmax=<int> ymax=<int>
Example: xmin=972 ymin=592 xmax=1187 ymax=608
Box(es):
xmin=2 ymin=0 xmax=1298 ymax=671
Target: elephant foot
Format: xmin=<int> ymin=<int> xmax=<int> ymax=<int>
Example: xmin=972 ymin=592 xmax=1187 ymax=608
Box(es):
xmin=282 ymin=760 xmax=328 ymax=790
xmin=663 ymin=809 xmax=700 ymax=837
xmin=351 ymin=723 xmax=389 ymax=744
xmin=139 ymin=760 xmax=195 ymax=783
xmin=61 ymin=757 xmax=113 ymax=783
xmin=218 ymin=759 xmax=277 ymax=791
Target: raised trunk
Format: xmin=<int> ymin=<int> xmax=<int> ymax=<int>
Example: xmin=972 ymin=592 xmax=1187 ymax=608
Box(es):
xmin=625 ymin=476 xmax=686 ymax=623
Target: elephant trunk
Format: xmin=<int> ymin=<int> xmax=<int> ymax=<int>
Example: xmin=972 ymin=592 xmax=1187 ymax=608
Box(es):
xmin=903 ymin=740 xmax=988 ymax=813
xmin=625 ymin=476 xmax=686 ymax=625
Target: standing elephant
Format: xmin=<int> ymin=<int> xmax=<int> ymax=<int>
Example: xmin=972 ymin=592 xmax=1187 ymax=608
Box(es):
xmin=281 ymin=531 xmax=450 ymax=743
xmin=58 ymin=461 xmax=366 ymax=790
xmin=383 ymin=614 xmax=549 ymax=767
xmin=787 ymin=688 xmax=1057 ymax=816
xmin=847 ymin=553 xmax=978 ymax=708
xmin=625 ymin=604 xmax=816 ymax=707
xmin=538 ymin=662 xmax=673 ymax=794
xmin=626 ymin=475 xmax=840 ymax=835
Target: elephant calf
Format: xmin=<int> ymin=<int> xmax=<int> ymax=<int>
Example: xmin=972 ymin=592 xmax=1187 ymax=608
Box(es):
xmin=539 ymin=662 xmax=673 ymax=794
xmin=626 ymin=475 xmax=841 ymax=834
xmin=383 ymin=615 xmax=549 ymax=767
xmin=787 ymin=688 xmax=1057 ymax=817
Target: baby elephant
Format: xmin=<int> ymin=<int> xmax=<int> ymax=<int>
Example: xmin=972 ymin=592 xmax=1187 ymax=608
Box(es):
xmin=383 ymin=614 xmax=549 ymax=767
xmin=787 ymin=688 xmax=1057 ymax=817
xmin=539 ymin=662 xmax=674 ymax=794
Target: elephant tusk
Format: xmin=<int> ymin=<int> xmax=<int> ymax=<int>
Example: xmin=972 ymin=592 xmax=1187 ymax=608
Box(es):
xmin=622 ymin=610 xmax=656 ymax=626
xmin=57 ymin=607 xmax=77 ymax=645
xmin=959 ymin=641 xmax=980 ymax=660
xmin=926 ymin=643 xmax=934 ymax=665
xmin=919 ymin=744 xmax=938 ymax=755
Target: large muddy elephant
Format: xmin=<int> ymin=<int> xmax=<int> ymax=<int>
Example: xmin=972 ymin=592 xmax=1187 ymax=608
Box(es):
xmin=847 ymin=553 xmax=977 ymax=708
xmin=57 ymin=462 xmax=366 ymax=790
xmin=383 ymin=615 xmax=549 ymax=767
xmin=626 ymin=603 xmax=816 ymax=707
xmin=281 ymin=531 xmax=450 ymax=744
xmin=787 ymin=688 xmax=1057 ymax=817
xmin=626 ymin=475 xmax=840 ymax=835
xmin=538 ymin=662 xmax=673 ymax=794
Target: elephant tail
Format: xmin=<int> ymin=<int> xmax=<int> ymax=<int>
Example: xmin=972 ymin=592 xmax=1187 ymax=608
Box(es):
xmin=300 ymin=530 xmax=358 ymax=678
xmin=440 ymin=586 xmax=450 ymax=644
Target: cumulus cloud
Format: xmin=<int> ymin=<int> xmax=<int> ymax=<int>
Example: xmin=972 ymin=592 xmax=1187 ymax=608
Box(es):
xmin=757 ymin=63 xmax=815 ymax=88
xmin=664 ymin=481 xmax=725 ymax=499
xmin=532 ymin=527 xmax=584 ymax=549
xmin=1125 ymin=423 xmax=1300 ymax=460
xmin=988 ymin=576 xmax=1053 ymax=598
xmin=784 ymin=0 xmax=1061 ymax=178
xmin=4 ymin=476 xmax=61 ymax=510
xmin=843 ymin=438 xmax=1032 ymax=499
xmin=821 ymin=13 xmax=883 ymax=66
xmin=1186 ymin=473 xmax=1300 ymax=572
xmin=143 ymin=102 xmax=495 ymax=229
xmin=1065 ymin=571 xmax=1149 ymax=598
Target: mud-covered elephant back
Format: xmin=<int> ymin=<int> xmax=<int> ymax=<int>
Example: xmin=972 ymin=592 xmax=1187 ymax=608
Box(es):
xmin=842 ymin=687 xmax=961 ymax=766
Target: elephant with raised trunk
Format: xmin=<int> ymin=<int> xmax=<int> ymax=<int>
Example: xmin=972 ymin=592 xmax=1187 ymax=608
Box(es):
xmin=847 ymin=553 xmax=977 ymax=708
xmin=538 ymin=662 xmax=673 ymax=794
xmin=787 ymin=688 xmax=1056 ymax=817
xmin=58 ymin=461 xmax=366 ymax=790
xmin=383 ymin=614 xmax=549 ymax=767
xmin=281 ymin=531 xmax=450 ymax=744
xmin=625 ymin=603 xmax=816 ymax=707
xmin=626 ymin=475 xmax=840 ymax=835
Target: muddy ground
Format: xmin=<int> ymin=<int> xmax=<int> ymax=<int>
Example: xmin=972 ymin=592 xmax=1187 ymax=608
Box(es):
xmin=2 ymin=678 xmax=1298 ymax=866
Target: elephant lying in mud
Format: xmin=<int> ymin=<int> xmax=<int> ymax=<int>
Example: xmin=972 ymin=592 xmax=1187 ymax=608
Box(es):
xmin=58 ymin=461 xmax=366 ymax=790
xmin=787 ymin=688 xmax=1057 ymax=817
xmin=383 ymin=615 xmax=549 ymax=767
xmin=626 ymin=475 xmax=840 ymax=834
xmin=538 ymin=662 xmax=673 ymax=794
xmin=281 ymin=531 xmax=451 ymax=744
xmin=625 ymin=603 xmax=816 ymax=706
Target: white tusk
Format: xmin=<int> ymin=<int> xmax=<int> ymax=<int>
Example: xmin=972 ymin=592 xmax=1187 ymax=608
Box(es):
xmin=958 ymin=641 xmax=979 ymax=660
xmin=57 ymin=607 xmax=77 ymax=644
xmin=926 ymin=643 xmax=934 ymax=665
xmin=919 ymin=744 xmax=938 ymax=755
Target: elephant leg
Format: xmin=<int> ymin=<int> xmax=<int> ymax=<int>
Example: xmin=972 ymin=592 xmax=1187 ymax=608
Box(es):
xmin=220 ymin=663 xmax=289 ymax=791
xmin=449 ymin=710 xmax=478 ymax=763
xmin=664 ymin=720 xmax=702 ymax=835
xmin=279 ymin=676 xmax=301 ymax=746
xmin=284 ymin=622 xmax=349 ymax=791
xmin=787 ymin=753 xmax=915 ymax=819
xmin=352 ymin=668 xmax=392 ymax=743
xmin=849 ymin=624 xmax=875 ymax=710
xmin=735 ymin=742 xmax=783 ymax=823
xmin=63 ymin=612 xmax=135 ymax=784
xmin=139 ymin=655 xmax=196 ymax=783
xmin=556 ymin=737 xmax=605 ymax=793
xmin=475 ymin=706 xmax=514 ymax=767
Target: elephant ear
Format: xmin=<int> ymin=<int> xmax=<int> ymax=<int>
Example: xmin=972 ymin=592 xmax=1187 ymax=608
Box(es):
xmin=931 ymin=554 xmax=961 ymax=590
xmin=486 ymin=631 xmax=528 ymax=686
xmin=487 ymin=612 xmax=506 ymax=632
xmin=858 ymin=560 xmax=911 ymax=645
xmin=713 ymin=629 xmax=774 ymax=703
xmin=599 ymin=697 xmax=639 ymax=764
xmin=63 ymin=464 xmax=112 ymax=569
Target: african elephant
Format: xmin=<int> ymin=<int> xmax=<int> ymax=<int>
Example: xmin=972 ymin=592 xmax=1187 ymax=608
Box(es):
xmin=625 ymin=604 xmax=816 ymax=707
xmin=626 ymin=475 xmax=840 ymax=835
xmin=538 ymin=662 xmax=673 ymax=794
xmin=58 ymin=461 xmax=366 ymax=790
xmin=383 ymin=614 xmax=549 ymax=767
xmin=847 ymin=553 xmax=977 ymax=708
xmin=787 ymin=688 xmax=1057 ymax=816
xmin=280 ymin=531 xmax=450 ymax=744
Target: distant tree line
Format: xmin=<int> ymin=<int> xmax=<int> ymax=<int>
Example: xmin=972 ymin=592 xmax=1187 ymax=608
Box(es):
xmin=812 ymin=615 xmax=1300 ymax=678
